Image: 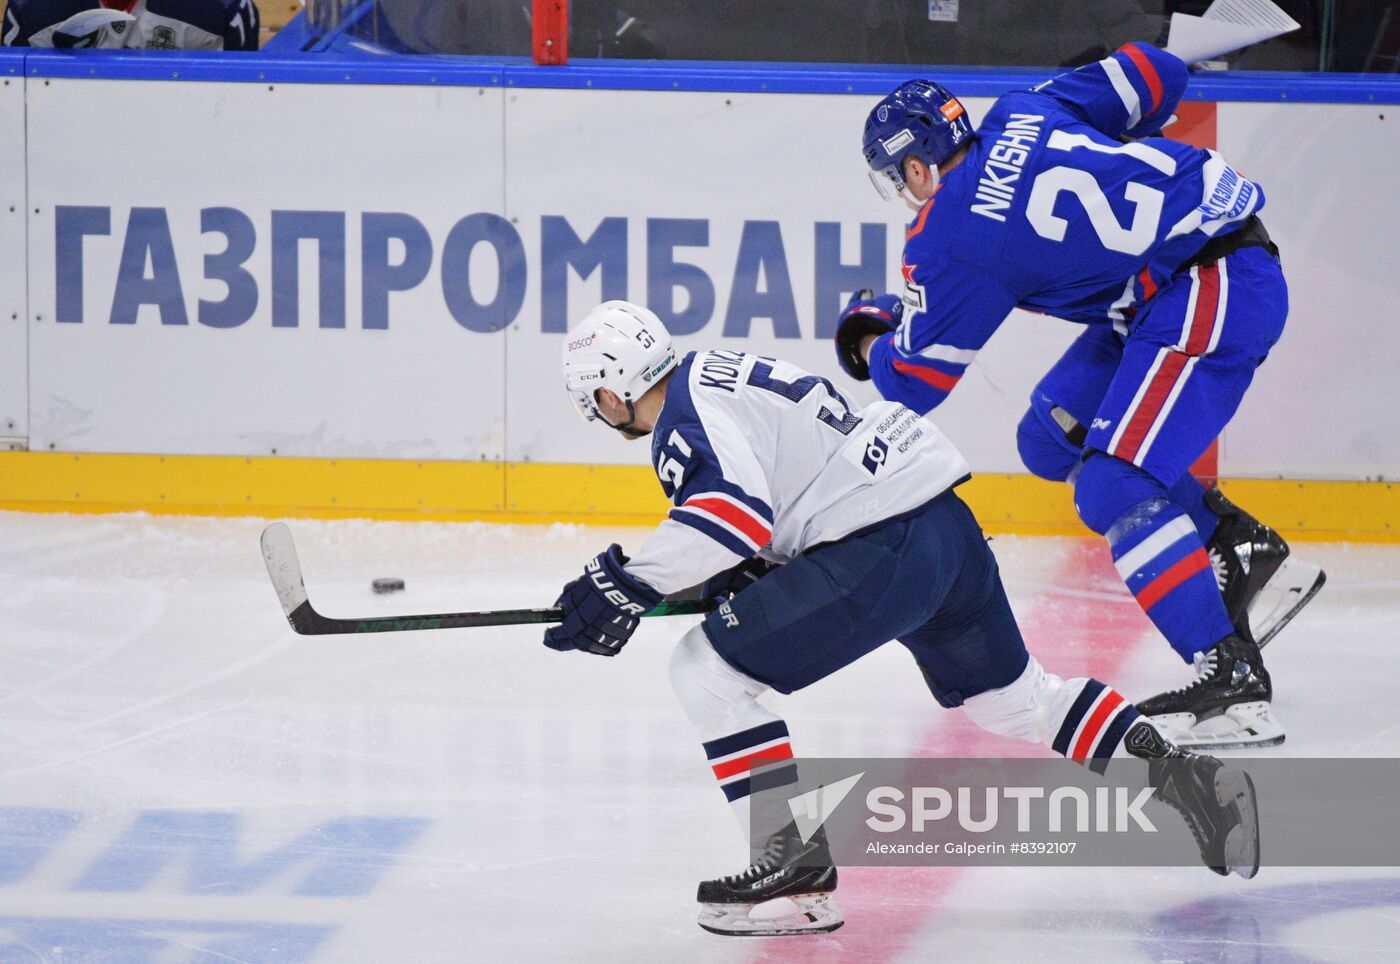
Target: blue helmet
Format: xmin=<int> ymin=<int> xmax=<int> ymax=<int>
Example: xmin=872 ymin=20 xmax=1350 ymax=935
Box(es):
xmin=863 ymin=80 xmax=973 ymax=202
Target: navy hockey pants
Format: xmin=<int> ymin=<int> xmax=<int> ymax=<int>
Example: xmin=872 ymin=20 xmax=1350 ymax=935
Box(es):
xmin=701 ymin=488 xmax=1029 ymax=707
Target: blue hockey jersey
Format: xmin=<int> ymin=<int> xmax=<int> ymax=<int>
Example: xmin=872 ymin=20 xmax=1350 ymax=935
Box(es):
xmin=3 ymin=0 xmax=259 ymax=50
xmin=867 ymin=43 xmax=1264 ymax=414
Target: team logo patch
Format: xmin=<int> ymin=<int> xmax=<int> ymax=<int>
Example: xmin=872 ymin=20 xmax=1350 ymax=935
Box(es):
xmin=843 ymin=409 xmax=928 ymax=477
xmin=940 ymin=99 xmax=964 ymax=121
xmin=877 ymin=105 xmax=890 ymax=123
xmin=860 ymin=436 xmax=890 ymax=475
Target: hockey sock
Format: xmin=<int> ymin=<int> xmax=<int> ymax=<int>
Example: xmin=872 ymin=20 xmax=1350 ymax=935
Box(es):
xmin=1167 ymin=471 xmax=1221 ymax=543
xmin=1076 ymin=455 xmax=1234 ymax=662
xmin=702 ymin=721 xmax=798 ymax=839
xmin=669 ymin=625 xmax=797 ymax=841
xmin=961 ymin=658 xmax=1144 ymax=775
xmin=1106 ymin=498 xmax=1235 ymax=661
xmin=1050 ymin=679 xmax=1145 ymax=774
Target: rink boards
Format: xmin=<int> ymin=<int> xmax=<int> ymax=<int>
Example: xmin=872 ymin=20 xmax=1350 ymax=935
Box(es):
xmin=0 ymin=53 xmax=1396 ymax=536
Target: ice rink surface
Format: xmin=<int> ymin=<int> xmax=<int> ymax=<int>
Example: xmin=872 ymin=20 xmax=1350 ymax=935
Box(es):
xmin=1 ymin=510 xmax=1398 ymax=963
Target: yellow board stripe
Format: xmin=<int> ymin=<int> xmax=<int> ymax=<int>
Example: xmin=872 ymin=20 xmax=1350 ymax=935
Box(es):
xmin=0 ymin=451 xmax=1394 ymax=542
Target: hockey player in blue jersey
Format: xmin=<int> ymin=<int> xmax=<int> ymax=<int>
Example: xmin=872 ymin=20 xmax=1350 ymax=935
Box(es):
xmin=837 ymin=43 xmax=1325 ymax=750
xmin=546 ymin=300 xmax=1259 ymax=936
xmin=3 ymin=0 xmax=258 ymax=49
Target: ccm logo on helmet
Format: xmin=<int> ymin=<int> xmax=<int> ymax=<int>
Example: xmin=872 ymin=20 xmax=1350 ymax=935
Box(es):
xmin=567 ymin=333 xmax=598 ymax=352
xmin=586 ymin=558 xmax=647 ymax=615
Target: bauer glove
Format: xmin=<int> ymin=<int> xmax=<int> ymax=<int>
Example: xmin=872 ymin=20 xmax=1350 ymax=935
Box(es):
xmin=835 ymin=289 xmax=902 ymax=381
xmin=543 ymin=544 xmax=663 ymax=657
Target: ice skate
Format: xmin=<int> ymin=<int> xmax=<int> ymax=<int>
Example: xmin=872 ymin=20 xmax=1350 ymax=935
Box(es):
xmin=1136 ymin=634 xmax=1283 ymax=749
xmin=696 ymin=822 xmax=843 ymax=936
xmin=1206 ymin=487 xmax=1326 ymax=647
xmin=1124 ymin=721 xmax=1261 ymax=878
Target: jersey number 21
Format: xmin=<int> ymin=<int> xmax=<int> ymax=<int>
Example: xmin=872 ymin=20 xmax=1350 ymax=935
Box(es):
xmin=1025 ymin=131 xmax=1177 ymax=256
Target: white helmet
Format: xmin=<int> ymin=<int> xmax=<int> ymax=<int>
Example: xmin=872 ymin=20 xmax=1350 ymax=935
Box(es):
xmin=562 ymin=301 xmax=677 ymax=434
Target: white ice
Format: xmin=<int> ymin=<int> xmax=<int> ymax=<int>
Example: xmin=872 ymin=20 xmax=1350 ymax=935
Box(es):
xmin=1 ymin=510 xmax=1397 ymax=963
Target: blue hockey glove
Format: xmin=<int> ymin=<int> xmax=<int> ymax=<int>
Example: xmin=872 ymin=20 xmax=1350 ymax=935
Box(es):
xmin=835 ymin=289 xmax=902 ymax=381
xmin=700 ymin=557 xmax=776 ymax=603
xmin=543 ymin=544 xmax=663 ymax=657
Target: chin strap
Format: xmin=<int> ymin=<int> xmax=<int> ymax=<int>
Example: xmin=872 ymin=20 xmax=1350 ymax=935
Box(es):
xmin=601 ymin=400 xmax=651 ymax=439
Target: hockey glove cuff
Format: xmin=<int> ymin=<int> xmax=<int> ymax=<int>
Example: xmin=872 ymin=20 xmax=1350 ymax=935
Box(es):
xmin=543 ymin=544 xmax=664 ymax=657
xmin=835 ymin=290 xmax=903 ymax=381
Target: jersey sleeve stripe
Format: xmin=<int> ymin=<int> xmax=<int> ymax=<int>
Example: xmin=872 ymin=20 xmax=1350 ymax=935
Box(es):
xmin=891 ymin=356 xmax=962 ymax=393
xmin=1118 ymin=43 xmax=1164 ymax=114
xmin=680 ymin=495 xmax=772 ymax=548
xmin=685 ymin=489 xmax=775 ymax=524
xmin=667 ymin=508 xmax=758 ymax=558
xmin=1098 ymin=55 xmax=1143 ymax=128
xmin=916 ymin=343 xmax=980 ymax=366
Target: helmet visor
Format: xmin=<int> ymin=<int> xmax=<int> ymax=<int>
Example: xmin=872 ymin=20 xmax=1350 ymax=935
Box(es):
xmin=567 ymin=386 xmax=600 ymax=423
xmin=868 ymin=165 xmax=904 ymax=202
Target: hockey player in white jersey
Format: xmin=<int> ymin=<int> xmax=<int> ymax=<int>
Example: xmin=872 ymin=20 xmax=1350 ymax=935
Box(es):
xmin=548 ymin=301 xmax=1260 ymax=936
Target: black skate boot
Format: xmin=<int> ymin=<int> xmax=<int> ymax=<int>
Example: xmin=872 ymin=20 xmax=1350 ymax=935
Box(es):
xmin=1205 ymin=487 xmax=1325 ymax=647
xmin=1136 ymin=634 xmax=1282 ymax=749
xmin=696 ymin=822 xmax=843 ymax=936
xmin=1124 ymin=720 xmax=1261 ymax=878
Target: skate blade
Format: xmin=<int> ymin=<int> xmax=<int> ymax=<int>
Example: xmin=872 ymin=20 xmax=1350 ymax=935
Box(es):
xmin=1250 ymin=558 xmax=1326 ymax=648
xmin=697 ymin=893 xmax=844 ymax=937
xmin=1148 ymin=702 xmax=1285 ymax=751
xmin=1216 ymin=768 xmax=1261 ymax=879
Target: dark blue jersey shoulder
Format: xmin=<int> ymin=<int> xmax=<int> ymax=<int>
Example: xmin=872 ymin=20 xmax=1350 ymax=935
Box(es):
xmin=650 ymin=350 xmax=773 ymax=523
xmin=147 ymin=0 xmax=250 ymax=36
xmin=4 ymin=0 xmax=92 ymax=44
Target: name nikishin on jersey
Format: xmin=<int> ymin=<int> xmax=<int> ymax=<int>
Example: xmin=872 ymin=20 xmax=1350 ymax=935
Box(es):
xmin=971 ymin=114 xmax=1044 ymax=223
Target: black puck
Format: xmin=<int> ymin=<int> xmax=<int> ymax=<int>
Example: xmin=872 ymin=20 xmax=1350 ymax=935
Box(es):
xmin=372 ymin=577 xmax=405 ymax=594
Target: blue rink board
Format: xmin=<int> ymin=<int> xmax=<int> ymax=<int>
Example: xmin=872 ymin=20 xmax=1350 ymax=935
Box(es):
xmin=1 ymin=25 xmax=1397 ymax=104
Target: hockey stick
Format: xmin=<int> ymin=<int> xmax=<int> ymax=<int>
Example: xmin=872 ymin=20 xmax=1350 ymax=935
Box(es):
xmin=260 ymin=522 xmax=713 ymax=635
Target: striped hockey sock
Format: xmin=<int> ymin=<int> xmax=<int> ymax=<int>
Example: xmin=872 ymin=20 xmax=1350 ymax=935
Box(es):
xmin=1051 ymin=679 xmax=1144 ymax=775
xmin=702 ymin=720 xmax=798 ymax=837
xmin=1108 ymin=498 xmax=1235 ymax=661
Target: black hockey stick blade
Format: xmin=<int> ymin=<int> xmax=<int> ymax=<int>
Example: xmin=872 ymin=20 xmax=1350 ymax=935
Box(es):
xmin=260 ymin=522 xmax=713 ymax=635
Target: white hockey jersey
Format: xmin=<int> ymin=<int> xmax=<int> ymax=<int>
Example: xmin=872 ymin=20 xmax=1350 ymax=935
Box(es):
xmin=3 ymin=0 xmax=258 ymax=50
xmin=624 ymin=349 xmax=971 ymax=595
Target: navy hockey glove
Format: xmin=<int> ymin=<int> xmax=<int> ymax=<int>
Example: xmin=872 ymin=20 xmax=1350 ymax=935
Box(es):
xmin=700 ymin=557 xmax=776 ymax=602
xmin=835 ymin=290 xmax=902 ymax=381
xmin=543 ymin=544 xmax=663 ymax=657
